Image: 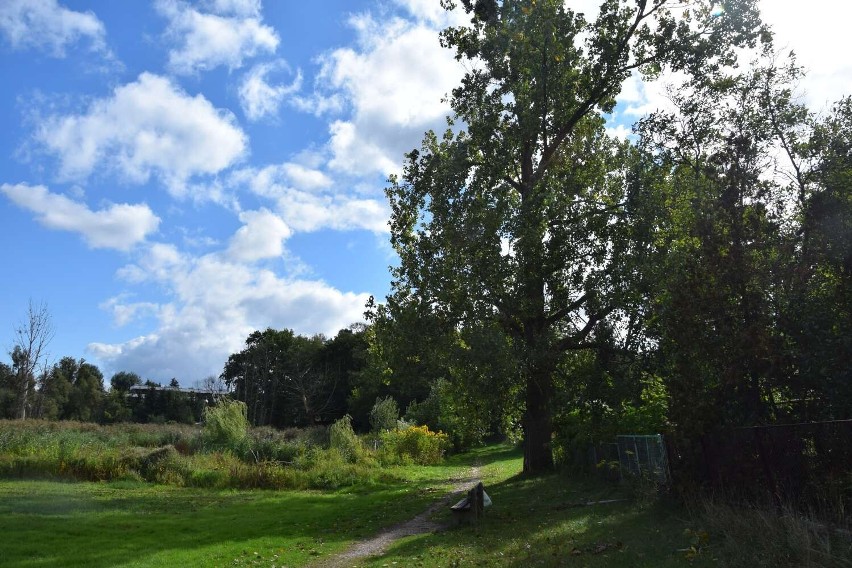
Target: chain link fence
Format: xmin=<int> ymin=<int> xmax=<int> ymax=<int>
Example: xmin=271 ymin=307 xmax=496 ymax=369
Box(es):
xmin=617 ymin=434 xmax=671 ymax=484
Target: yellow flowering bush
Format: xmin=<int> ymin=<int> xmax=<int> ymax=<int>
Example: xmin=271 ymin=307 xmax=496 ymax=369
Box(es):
xmin=379 ymin=424 xmax=450 ymax=465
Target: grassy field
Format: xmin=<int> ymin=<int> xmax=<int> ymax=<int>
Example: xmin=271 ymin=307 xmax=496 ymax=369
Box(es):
xmin=357 ymin=446 xmax=718 ymax=568
xmin=0 ymin=444 xmax=731 ymax=568
xmin=0 ymin=458 xmax=472 ymax=568
xmin=4 ymin=435 xmax=847 ymax=567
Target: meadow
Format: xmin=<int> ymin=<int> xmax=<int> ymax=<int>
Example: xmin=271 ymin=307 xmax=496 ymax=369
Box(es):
xmin=0 ymin=419 xmax=849 ymax=567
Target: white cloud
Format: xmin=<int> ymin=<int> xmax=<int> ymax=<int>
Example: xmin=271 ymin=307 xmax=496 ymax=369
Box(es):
xmin=227 ymin=208 xmax=292 ymax=262
xmin=0 ymin=0 xmax=106 ymax=57
xmin=276 ymin=189 xmax=388 ymax=234
xmin=37 ymin=72 xmax=247 ymax=197
xmin=279 ymin=163 xmax=333 ymax=191
xmin=1 ymin=182 xmax=159 ymax=250
xmin=311 ymin=14 xmax=464 ymax=177
xmin=291 ymin=92 xmax=345 ymax=117
xmin=157 ymin=0 xmax=278 ymax=75
xmin=90 ymin=243 xmax=369 ymax=380
xmin=605 ymin=124 xmax=632 ymax=140
xmin=100 ymin=296 xmax=160 ymax=327
xmin=759 ymin=0 xmax=852 ymax=109
xmin=231 ymin=162 xmax=389 ymax=233
xmin=201 ymin=0 xmax=260 ymax=18
xmin=238 ymin=62 xmax=302 ymax=121
xmin=608 ymin=1 xmax=852 ymax=131
xmin=392 ymin=0 xmax=467 ymax=27
xmin=229 ymin=161 xmax=332 ymax=198
xmin=617 ymin=70 xmax=681 ymax=119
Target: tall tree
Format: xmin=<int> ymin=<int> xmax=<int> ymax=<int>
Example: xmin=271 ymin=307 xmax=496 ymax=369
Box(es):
xmin=222 ymin=328 xmax=353 ymax=426
xmin=9 ymin=300 xmax=54 ymax=419
xmin=35 ymin=361 xmax=72 ymax=420
xmin=44 ymin=357 xmax=106 ymax=422
xmin=387 ymin=0 xmax=766 ymax=472
xmin=103 ymin=372 xmax=141 ymax=423
xmin=783 ymin=97 xmax=852 ymax=419
xmin=0 ymin=362 xmax=16 ymax=419
xmin=223 ymin=329 xmax=294 ymax=426
xmin=637 ymin=58 xmax=797 ymax=439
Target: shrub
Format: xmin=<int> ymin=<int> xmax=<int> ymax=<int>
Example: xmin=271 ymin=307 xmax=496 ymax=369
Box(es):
xmin=247 ymin=428 xmax=303 ymax=464
xmin=380 ymin=424 xmax=450 ymax=465
xmin=404 ymin=378 xmax=490 ymax=451
xmin=120 ymin=445 xmax=184 ymax=483
xmin=329 ymin=415 xmax=362 ymax=463
xmin=201 ymin=400 xmax=249 ymax=452
xmin=369 ymin=396 xmax=399 ymax=433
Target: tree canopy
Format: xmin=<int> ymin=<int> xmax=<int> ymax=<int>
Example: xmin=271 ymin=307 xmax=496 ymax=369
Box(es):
xmin=386 ymin=0 xmax=768 ymax=472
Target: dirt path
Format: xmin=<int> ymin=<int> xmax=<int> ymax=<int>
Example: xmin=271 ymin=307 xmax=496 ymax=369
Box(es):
xmin=315 ymin=465 xmax=481 ymax=567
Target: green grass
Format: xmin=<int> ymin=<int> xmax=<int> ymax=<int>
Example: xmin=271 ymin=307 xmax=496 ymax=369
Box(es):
xmin=358 ymin=446 xmax=718 ymax=567
xmin=0 ymin=431 xmax=484 ymax=568
xmin=0 ymin=457 xmax=475 ymax=568
xmin=3 ymin=442 xmax=825 ymax=567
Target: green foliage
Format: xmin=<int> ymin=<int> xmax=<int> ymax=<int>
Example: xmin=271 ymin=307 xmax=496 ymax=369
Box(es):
xmin=222 ymin=326 xmax=367 ymax=428
xmin=201 ymin=399 xmax=249 ymax=452
xmin=328 ymin=414 xmax=362 ymax=463
xmin=404 ymin=390 xmax=439 ymax=429
xmin=621 ymin=54 xmax=852 ymax=501
xmin=110 ymin=371 xmax=141 ymax=392
xmin=550 ymin=347 xmax=669 ymax=468
xmin=0 ymin=419 xmax=396 ymax=490
xmin=100 ymin=390 xmax=132 ymax=424
xmin=369 ymin=396 xmax=399 ymax=433
xmin=385 ymin=0 xmax=768 ymax=473
xmin=0 ymin=363 xmax=16 ymax=419
xmin=33 ymin=357 xmax=105 ymax=422
xmin=126 ymin=381 xmax=207 ymax=425
xmin=379 ymin=424 xmax=450 ymax=465
xmin=406 ymin=377 xmax=496 ymax=451
xmin=247 ymin=426 xmax=305 ymax=464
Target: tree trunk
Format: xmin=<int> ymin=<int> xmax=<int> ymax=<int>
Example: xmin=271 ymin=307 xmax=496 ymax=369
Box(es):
xmin=522 ymin=363 xmax=554 ymax=474
xmin=16 ymin=371 xmax=30 ymax=420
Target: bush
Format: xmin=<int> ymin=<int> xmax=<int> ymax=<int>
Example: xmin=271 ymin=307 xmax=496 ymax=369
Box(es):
xmin=329 ymin=415 xmax=362 ymax=463
xmin=404 ymin=378 xmax=490 ymax=451
xmin=551 ymin=374 xmax=669 ymax=469
xmin=119 ymin=445 xmax=186 ymax=483
xmin=247 ymin=427 xmax=303 ymax=464
xmin=379 ymin=424 xmax=450 ymax=465
xmin=201 ymin=400 xmax=249 ymax=452
xmin=369 ymin=396 xmax=399 ymax=433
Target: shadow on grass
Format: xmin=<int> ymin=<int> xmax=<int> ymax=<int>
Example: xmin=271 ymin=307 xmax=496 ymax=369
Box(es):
xmin=366 ymin=471 xmax=715 ymax=568
xmin=445 ymin=444 xmax=521 ymax=470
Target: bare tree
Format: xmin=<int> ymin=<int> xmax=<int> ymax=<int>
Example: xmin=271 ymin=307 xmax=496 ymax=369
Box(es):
xmin=196 ymin=374 xmax=230 ymax=406
xmin=11 ymin=300 xmax=54 ymax=419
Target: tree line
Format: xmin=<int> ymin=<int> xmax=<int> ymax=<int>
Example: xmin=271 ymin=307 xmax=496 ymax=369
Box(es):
xmin=0 ymin=305 xmax=374 ymax=427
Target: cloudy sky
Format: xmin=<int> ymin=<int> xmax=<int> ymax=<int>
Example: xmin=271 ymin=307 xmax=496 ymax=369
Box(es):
xmin=1 ymin=0 xmax=849 ymax=385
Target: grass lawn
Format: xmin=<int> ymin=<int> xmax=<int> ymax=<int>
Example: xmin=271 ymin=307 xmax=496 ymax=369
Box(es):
xmin=359 ymin=446 xmax=716 ymax=567
xmin=0 ymin=446 xmax=716 ymax=567
xmin=0 ymin=456 xmax=474 ymax=568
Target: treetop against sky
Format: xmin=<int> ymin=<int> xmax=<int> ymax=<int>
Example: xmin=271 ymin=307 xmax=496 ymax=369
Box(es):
xmin=0 ymin=0 xmax=849 ymax=384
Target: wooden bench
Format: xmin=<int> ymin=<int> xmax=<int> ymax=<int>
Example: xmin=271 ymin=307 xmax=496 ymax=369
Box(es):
xmin=450 ymin=481 xmax=491 ymax=525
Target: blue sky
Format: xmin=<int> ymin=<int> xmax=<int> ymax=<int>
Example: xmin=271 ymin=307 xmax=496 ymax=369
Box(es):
xmin=1 ymin=0 xmax=849 ymax=386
